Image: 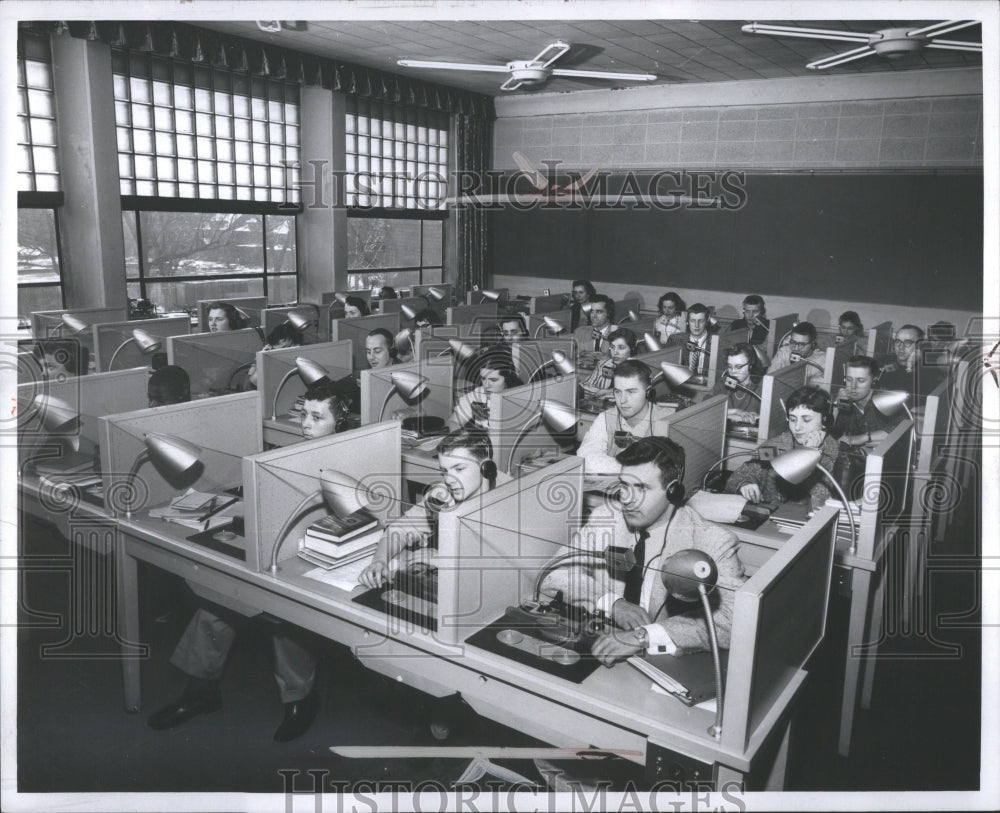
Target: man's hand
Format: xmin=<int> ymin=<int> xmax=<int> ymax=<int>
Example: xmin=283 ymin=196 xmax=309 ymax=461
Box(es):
xmin=738 ymin=483 xmax=762 ymax=503
xmin=392 ymin=547 xmax=435 ymax=574
xmin=591 ymin=629 xmax=644 ymax=667
xmin=611 ymin=599 xmax=651 ymax=630
xmin=359 ymin=559 xmax=389 ymax=589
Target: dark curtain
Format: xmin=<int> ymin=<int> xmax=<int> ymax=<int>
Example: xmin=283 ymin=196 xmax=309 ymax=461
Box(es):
xmin=454 ymin=113 xmax=493 ymax=301
xmin=22 ymin=20 xmax=495 ymax=119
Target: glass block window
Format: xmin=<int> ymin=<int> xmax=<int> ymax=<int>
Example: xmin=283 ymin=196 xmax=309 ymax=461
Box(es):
xmin=17 ymin=36 xmax=61 ymax=193
xmin=112 ymin=51 xmax=300 ymax=204
xmin=345 ymin=98 xmax=448 ymax=210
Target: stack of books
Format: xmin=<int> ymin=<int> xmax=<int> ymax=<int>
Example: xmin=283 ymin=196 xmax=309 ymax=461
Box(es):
xmin=770 ymin=498 xmax=859 ymax=545
xmin=148 ymin=489 xmax=241 ymax=531
xmin=286 ymin=394 xmax=306 ymax=420
xmin=297 ymin=507 xmax=380 ymax=570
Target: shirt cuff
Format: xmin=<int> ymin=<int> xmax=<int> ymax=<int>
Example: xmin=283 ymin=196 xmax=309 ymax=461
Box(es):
xmin=595 ymin=592 xmax=619 ymax=615
xmin=643 ymin=624 xmax=676 ymax=655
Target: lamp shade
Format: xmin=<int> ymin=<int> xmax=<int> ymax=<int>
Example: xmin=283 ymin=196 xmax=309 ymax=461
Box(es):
xmin=60 ymin=313 xmax=89 ymax=333
xmin=144 ymin=432 xmax=202 ymax=478
xmin=661 ymin=549 xmax=719 ymax=602
xmin=334 ymin=292 xmax=348 ymax=304
xmin=295 ymin=356 xmax=330 ymax=386
xmin=538 ymin=399 xmax=578 ymax=434
xmin=390 ymin=371 xmax=430 ymax=400
xmin=448 ymin=338 xmax=477 ymax=361
xmin=480 ymin=289 xmax=501 ymax=302
xmin=619 ymin=310 xmax=639 ymax=324
xmin=770 ymin=447 xmax=822 ymax=485
xmin=426 ymin=287 xmax=446 ymax=301
xmin=750 ymin=343 xmax=769 ymax=367
xmin=286 ymin=310 xmax=312 ymax=331
xmin=394 ymin=328 xmax=414 ymax=355
xmin=551 ymin=350 xmax=576 ymax=376
xmin=659 ymin=362 xmax=695 ymax=389
xmin=542 ymin=316 xmax=566 ymax=335
xmin=581 ymin=302 xmax=592 ymax=314
xmin=871 ymin=390 xmax=910 ymax=416
xmin=319 ymin=469 xmax=369 ymax=516
xmin=643 ymin=332 xmax=662 ymax=352
xmin=33 ymin=394 xmax=81 ymax=432
xmin=400 ymin=303 xmax=418 ymax=320
xmin=132 ymin=328 xmax=162 ymax=354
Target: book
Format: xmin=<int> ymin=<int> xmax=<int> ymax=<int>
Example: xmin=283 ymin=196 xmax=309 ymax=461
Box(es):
xmin=303 ymin=526 xmax=382 ymax=560
xmin=628 ymin=649 xmax=728 ymax=707
xmin=169 ymin=489 xmax=219 ymax=512
xmin=297 ymin=542 xmax=378 ymax=570
xmin=304 ymin=508 xmax=378 ymax=544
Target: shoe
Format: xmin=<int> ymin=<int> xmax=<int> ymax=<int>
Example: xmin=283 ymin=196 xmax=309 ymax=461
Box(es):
xmin=273 ymin=691 xmax=319 ymax=742
xmin=148 ymin=680 xmax=221 ymax=730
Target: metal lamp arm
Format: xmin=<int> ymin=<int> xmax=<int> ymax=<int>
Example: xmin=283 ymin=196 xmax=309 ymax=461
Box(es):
xmin=814 ymin=463 xmax=858 ymax=555
xmin=107 ymin=337 xmax=136 ymax=371
xmin=270 ymin=491 xmax=324 ymax=574
xmin=270 ymin=367 xmax=300 ymax=420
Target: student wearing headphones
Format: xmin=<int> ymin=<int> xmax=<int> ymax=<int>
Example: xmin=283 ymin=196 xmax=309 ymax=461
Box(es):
xmin=576 ymin=359 xmax=674 ymax=476
xmin=729 ymin=294 xmax=771 ymax=349
xmin=447 ymin=351 xmax=522 ymax=432
xmin=549 ymin=437 xmax=746 ymax=664
xmin=572 ymin=293 xmax=615 ymax=362
xmin=246 ymin=321 xmax=305 ymax=389
xmin=343 ymin=296 xmax=370 ymax=319
xmin=712 ymin=343 xmax=765 ymax=427
xmin=147 ymin=382 xmax=347 ymax=743
xmin=582 ymin=327 xmax=638 ymax=395
xmin=147 ymin=365 xmax=191 ymax=407
xmin=365 ymin=328 xmax=399 ymax=370
xmin=359 ymin=428 xmax=509 ymax=589
xmin=206 ymin=301 xmax=247 ymax=332
xmin=724 ymin=385 xmax=840 ymax=511
xmin=769 ymin=321 xmax=828 ymax=389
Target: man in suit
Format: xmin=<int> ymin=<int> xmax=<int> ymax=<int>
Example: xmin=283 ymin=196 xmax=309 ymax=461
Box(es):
xmin=729 ymin=294 xmax=771 ymax=362
xmin=551 ymin=437 xmax=746 ymax=664
xmin=572 ymin=293 xmax=615 ymax=362
xmin=676 ymin=303 xmax=712 ymax=380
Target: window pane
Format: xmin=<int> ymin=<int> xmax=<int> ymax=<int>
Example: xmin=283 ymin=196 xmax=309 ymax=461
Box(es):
xmin=267 ymin=275 xmax=297 ymax=303
xmin=347 ymin=218 xmax=421 ymax=271
xmin=265 ymin=215 xmax=296 ymax=274
xmin=18 ymin=208 xmax=60 ymax=283
xmin=19 ymin=284 xmax=63 ymax=320
xmin=139 ymin=212 xmax=264 ymax=277
xmin=122 ymin=211 xmax=139 ymax=278
xmin=347 ymin=269 xmax=421 ymax=292
xmin=141 ymin=278 xmax=265 ymax=313
xmin=422 ymin=220 xmax=443 ymax=266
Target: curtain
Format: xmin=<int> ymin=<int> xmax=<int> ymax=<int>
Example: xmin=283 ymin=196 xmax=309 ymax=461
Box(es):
xmin=453 ymin=113 xmax=493 ymax=301
xmin=23 ymin=20 xmax=496 ymax=119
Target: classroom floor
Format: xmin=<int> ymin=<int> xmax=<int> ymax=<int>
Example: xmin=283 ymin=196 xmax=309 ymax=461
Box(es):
xmin=14 ymin=496 xmax=981 ymax=799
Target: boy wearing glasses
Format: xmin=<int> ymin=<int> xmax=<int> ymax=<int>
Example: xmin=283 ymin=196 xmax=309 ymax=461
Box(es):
xmin=878 ymin=325 xmax=941 ymax=396
xmin=769 ymin=321 xmax=828 ymax=389
xmin=712 ymin=343 xmax=764 ymax=430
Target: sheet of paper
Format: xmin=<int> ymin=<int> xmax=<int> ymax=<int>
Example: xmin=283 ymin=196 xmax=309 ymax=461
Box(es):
xmin=686 ymin=490 xmax=748 ymax=524
xmin=303 ymin=553 xmax=376 ymax=592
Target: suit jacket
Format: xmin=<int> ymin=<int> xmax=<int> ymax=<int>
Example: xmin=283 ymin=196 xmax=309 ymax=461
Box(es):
xmin=730 ymin=316 xmax=771 ymax=347
xmin=573 ymin=323 xmax=613 ymax=356
xmin=576 ymin=402 xmax=675 ymax=475
xmin=544 ymin=505 xmax=746 ymax=654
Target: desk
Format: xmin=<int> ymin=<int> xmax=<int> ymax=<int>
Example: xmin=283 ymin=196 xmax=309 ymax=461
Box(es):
xmin=112 ymin=509 xmax=803 ymax=789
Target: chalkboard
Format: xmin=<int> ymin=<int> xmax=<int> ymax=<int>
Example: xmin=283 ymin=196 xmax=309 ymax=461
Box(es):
xmin=491 ymin=172 xmax=983 ymax=311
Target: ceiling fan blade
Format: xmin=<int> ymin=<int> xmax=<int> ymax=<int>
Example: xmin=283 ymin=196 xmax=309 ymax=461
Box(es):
xmin=550 ymin=68 xmax=657 ymax=81
xmin=924 ymin=39 xmax=983 ymax=52
xmin=512 ymin=151 xmax=548 ymax=190
xmin=742 ymin=23 xmax=871 ymax=43
xmin=499 ymin=75 xmax=525 ymax=92
xmin=806 ymin=46 xmax=877 ymax=70
xmin=528 ymin=40 xmax=571 ymax=69
xmin=396 ymin=59 xmax=509 ymax=73
xmin=908 ymin=20 xmax=980 ymax=38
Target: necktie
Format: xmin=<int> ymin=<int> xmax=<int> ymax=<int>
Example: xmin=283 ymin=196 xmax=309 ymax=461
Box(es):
xmin=594 ymin=330 xmax=602 ymax=353
xmin=623 ymin=530 xmax=649 ymax=606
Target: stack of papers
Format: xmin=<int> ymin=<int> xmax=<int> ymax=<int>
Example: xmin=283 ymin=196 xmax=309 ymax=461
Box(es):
xmin=148 ymin=489 xmax=241 ymax=531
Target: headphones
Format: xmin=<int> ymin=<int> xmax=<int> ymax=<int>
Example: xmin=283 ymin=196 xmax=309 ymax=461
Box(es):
xmin=332 ymin=395 xmax=351 ymax=433
xmin=641 ymin=436 xmax=687 ymax=505
xmin=369 ymin=329 xmax=398 ymax=360
xmin=477 ymin=432 xmax=498 ymax=484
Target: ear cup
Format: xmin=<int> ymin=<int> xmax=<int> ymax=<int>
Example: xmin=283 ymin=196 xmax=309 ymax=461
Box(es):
xmin=388 ymin=344 xmax=398 ymax=359
xmin=480 ymin=459 xmax=498 ymax=482
xmin=664 ymin=478 xmax=686 ymax=506
xmin=646 ymin=384 xmax=656 ymax=402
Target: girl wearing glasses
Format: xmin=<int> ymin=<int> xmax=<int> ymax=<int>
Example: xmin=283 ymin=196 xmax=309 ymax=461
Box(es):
xmin=712 ymin=343 xmax=765 ymax=430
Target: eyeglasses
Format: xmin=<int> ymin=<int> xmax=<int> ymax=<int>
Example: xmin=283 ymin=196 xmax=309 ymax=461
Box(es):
xmin=893 ymin=339 xmax=917 ymax=348
xmin=726 ymin=362 xmax=750 ymax=372
xmin=788 ymin=340 xmax=813 ymax=349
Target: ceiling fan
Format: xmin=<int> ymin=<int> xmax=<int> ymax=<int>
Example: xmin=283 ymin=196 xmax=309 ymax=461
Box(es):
xmin=742 ymin=20 xmax=981 ymax=70
xmin=397 ymin=41 xmax=657 ymax=91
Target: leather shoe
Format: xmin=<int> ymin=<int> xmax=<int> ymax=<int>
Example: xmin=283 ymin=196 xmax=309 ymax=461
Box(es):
xmin=273 ymin=691 xmax=319 ymax=742
xmin=148 ymin=684 xmax=221 ymax=730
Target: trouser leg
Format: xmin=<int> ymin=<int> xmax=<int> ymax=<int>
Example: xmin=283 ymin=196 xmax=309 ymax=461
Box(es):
xmin=169 ymin=607 xmax=237 ymax=681
xmin=273 ymin=632 xmax=317 ymax=703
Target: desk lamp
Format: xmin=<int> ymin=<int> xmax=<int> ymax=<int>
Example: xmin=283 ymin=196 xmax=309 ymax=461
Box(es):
xmin=270 ymin=469 xmax=371 ymax=574
xmin=400 ymin=303 xmax=419 ymax=321
xmin=58 ymin=313 xmax=90 ymax=336
xmin=233 ymin=307 xmax=266 ymax=344
xmin=285 ymin=308 xmax=315 ymax=332
xmin=435 ymin=338 xmax=476 ymax=361
xmin=651 ymin=361 xmax=695 ymax=391
xmin=394 ymin=328 xmax=414 ymax=357
xmin=426 ymin=287 xmax=447 ymax=302
xmin=18 ymin=394 xmax=81 ymax=434
xmin=479 ymin=289 xmax=501 ymax=304
xmin=533 ymin=316 xmax=566 ymax=338
xmin=617 ymin=310 xmax=639 ymax=325
xmin=770 ymin=447 xmax=858 ymax=554
xmin=527 ymin=349 xmax=576 ymax=383
xmin=642 ymin=332 xmax=662 ymax=352
xmin=581 ymin=302 xmax=592 ymax=315
xmin=378 ymin=371 xmax=430 ymax=421
xmin=505 ymin=398 xmax=577 ymax=472
xmin=121 ymin=432 xmax=202 ymax=519
xmin=700 ymin=445 xmax=777 ymax=491
xmin=658 ymin=549 xmax=725 ymax=739
xmin=107 ymin=328 xmax=162 ymax=370
xmin=271 ymin=357 xmax=331 ymax=420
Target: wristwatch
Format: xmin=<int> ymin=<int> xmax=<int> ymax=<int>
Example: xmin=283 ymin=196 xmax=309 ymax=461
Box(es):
xmin=632 ymin=626 xmax=649 ymax=649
